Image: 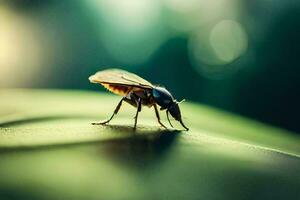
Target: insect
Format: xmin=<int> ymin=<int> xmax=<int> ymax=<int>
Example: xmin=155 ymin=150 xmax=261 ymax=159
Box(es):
xmin=89 ymin=68 xmax=189 ymax=131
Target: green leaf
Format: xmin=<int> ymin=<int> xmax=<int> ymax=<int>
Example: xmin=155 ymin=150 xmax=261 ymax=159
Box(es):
xmin=0 ymin=89 xmax=300 ymax=200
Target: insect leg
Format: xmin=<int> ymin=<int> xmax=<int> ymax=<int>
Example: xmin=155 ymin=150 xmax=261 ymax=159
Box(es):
xmin=133 ymin=98 xmax=142 ymax=129
xmin=166 ymin=110 xmax=174 ymax=128
xmin=92 ymin=97 xmax=125 ymax=125
xmin=154 ymin=104 xmax=167 ymax=129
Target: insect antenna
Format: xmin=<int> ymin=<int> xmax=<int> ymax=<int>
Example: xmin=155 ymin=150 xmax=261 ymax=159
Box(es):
xmin=177 ymin=99 xmax=185 ymax=104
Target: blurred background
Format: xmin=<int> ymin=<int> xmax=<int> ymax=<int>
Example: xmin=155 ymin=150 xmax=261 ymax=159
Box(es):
xmin=0 ymin=0 xmax=299 ymax=133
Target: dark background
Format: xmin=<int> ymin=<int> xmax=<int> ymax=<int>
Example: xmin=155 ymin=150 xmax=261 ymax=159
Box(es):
xmin=1 ymin=0 xmax=299 ymax=133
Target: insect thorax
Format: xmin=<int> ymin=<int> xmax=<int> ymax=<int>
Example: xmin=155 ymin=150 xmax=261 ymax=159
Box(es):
xmin=152 ymin=86 xmax=174 ymax=108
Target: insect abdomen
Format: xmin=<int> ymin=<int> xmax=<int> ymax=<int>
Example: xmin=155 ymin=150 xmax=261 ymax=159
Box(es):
xmin=101 ymin=83 xmax=134 ymax=96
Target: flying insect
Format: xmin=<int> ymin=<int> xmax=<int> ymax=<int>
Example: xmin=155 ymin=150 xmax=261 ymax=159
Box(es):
xmin=89 ymin=68 xmax=189 ymax=131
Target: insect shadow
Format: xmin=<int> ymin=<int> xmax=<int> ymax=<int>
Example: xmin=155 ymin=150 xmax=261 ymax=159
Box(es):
xmin=99 ymin=125 xmax=180 ymax=170
xmin=0 ymin=118 xmax=180 ymax=168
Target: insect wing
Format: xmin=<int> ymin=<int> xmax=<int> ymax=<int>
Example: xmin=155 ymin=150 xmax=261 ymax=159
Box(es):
xmin=89 ymin=69 xmax=153 ymax=89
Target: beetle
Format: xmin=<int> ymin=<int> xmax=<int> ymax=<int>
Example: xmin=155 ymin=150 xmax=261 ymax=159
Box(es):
xmin=89 ymin=68 xmax=189 ymax=131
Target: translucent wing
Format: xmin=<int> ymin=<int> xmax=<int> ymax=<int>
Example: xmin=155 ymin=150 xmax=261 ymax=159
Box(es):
xmin=89 ymin=68 xmax=153 ymax=96
xmin=89 ymin=68 xmax=153 ymax=87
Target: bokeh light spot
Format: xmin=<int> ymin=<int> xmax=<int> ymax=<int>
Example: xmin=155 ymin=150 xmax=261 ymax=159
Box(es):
xmin=0 ymin=7 xmax=44 ymax=87
xmin=98 ymin=0 xmax=161 ymax=33
xmin=164 ymin=0 xmax=238 ymax=32
xmin=188 ymin=19 xmax=248 ymax=78
xmin=210 ymin=20 xmax=248 ymax=63
xmin=87 ymin=0 xmax=165 ymax=66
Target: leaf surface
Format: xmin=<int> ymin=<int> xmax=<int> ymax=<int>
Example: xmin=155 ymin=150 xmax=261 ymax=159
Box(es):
xmin=0 ymin=89 xmax=299 ymax=200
